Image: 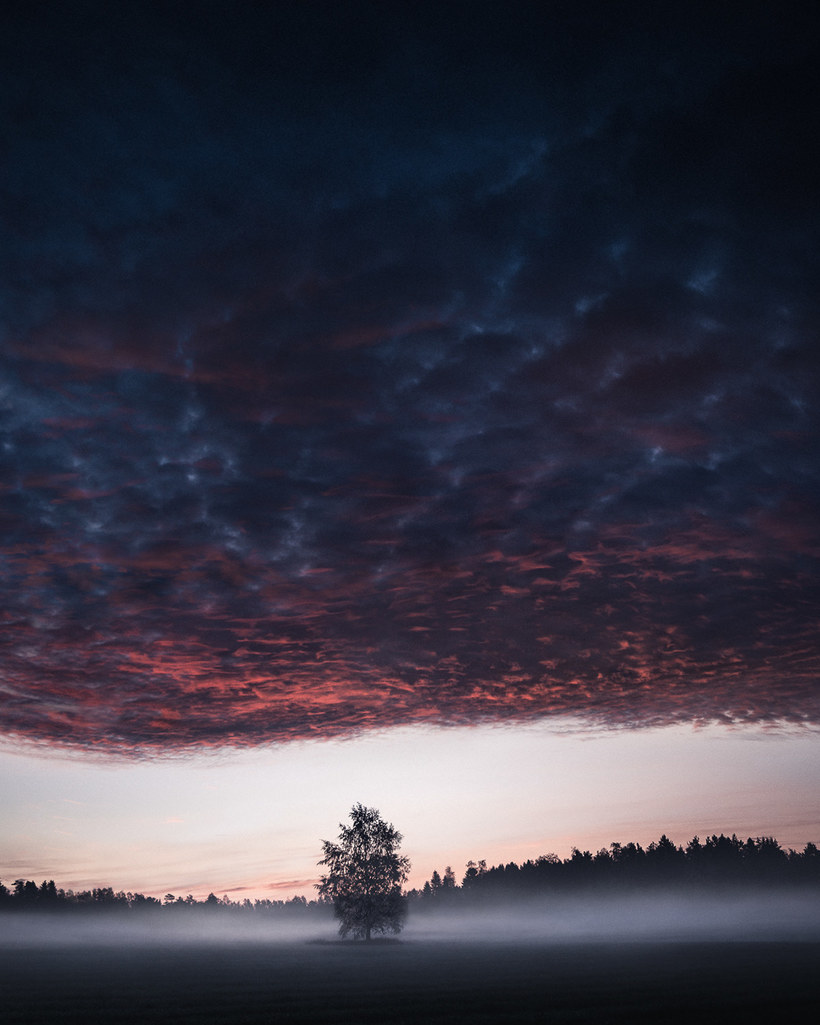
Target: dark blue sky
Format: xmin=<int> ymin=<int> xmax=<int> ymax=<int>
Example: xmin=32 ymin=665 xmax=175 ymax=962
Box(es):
xmin=1 ymin=2 xmax=818 ymax=753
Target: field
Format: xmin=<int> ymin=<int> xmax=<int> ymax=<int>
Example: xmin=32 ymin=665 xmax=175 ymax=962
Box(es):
xmin=2 ymin=936 xmax=819 ymax=1024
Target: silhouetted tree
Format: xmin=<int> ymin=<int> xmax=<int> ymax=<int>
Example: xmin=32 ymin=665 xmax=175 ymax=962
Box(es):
xmin=14 ymin=880 xmax=38 ymax=904
xmin=317 ymin=803 xmax=410 ymax=941
xmin=646 ymin=835 xmax=684 ymax=882
xmin=36 ymin=880 xmax=59 ymax=907
xmin=462 ymin=859 xmax=487 ymax=888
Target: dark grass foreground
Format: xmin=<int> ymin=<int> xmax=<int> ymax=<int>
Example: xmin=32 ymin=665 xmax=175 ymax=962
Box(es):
xmin=2 ymin=940 xmax=819 ymax=1024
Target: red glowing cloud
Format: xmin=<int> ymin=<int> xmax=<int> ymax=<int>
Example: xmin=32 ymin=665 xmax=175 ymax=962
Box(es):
xmin=2 ymin=4 xmax=817 ymax=753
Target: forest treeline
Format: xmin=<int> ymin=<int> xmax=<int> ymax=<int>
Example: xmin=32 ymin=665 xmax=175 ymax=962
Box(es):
xmin=0 ymin=880 xmax=328 ymax=916
xmin=409 ymin=834 xmax=820 ymax=906
xmin=2 ymin=833 xmax=819 ymax=917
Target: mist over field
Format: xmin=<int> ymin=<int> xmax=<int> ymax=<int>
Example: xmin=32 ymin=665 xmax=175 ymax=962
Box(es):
xmin=3 ymin=887 xmax=820 ymax=950
xmin=0 ymin=907 xmax=331 ymax=948
xmin=403 ymin=888 xmax=820 ymax=944
xmin=4 ymin=888 xmax=820 ymax=1024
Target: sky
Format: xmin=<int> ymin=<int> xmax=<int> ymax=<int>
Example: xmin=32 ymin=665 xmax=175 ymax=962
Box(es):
xmin=1 ymin=2 xmax=818 ymax=900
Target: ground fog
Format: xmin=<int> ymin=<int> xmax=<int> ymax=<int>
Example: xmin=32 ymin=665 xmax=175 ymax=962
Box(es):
xmin=2 ymin=886 xmax=820 ymax=949
xmin=2 ymin=889 xmax=819 ymax=1023
xmin=403 ymin=886 xmax=820 ymax=944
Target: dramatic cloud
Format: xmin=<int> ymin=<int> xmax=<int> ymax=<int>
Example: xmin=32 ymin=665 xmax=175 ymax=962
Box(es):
xmin=1 ymin=3 xmax=818 ymax=752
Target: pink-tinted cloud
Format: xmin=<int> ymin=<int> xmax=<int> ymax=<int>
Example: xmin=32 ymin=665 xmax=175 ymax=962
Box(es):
xmin=1 ymin=494 xmax=817 ymax=754
xmin=1 ymin=2 xmax=817 ymax=754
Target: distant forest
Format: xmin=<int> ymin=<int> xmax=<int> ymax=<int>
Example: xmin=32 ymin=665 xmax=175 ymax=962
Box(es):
xmin=2 ymin=834 xmax=819 ymax=916
xmin=409 ymin=834 xmax=820 ymax=904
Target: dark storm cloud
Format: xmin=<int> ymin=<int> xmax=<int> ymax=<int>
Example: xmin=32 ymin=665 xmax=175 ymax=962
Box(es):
xmin=1 ymin=3 xmax=818 ymax=752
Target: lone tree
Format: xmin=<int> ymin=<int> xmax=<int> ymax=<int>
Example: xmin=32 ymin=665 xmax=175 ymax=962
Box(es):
xmin=317 ymin=803 xmax=410 ymax=941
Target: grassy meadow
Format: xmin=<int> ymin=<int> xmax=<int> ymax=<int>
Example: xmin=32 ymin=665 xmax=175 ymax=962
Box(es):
xmin=2 ymin=935 xmax=818 ymax=1024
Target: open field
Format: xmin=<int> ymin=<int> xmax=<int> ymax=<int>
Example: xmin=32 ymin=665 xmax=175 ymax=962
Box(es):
xmin=1 ymin=937 xmax=818 ymax=1024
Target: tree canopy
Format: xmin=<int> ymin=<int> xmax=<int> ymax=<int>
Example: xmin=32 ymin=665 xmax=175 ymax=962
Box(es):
xmin=317 ymin=803 xmax=410 ymax=941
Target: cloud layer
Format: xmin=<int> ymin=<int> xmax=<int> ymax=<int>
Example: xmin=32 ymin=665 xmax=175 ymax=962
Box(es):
xmin=1 ymin=4 xmax=818 ymax=752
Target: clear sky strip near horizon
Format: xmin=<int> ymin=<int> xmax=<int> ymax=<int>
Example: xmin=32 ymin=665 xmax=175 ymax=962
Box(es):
xmin=3 ymin=722 xmax=818 ymax=900
xmin=1 ymin=1 xmax=818 ymax=900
